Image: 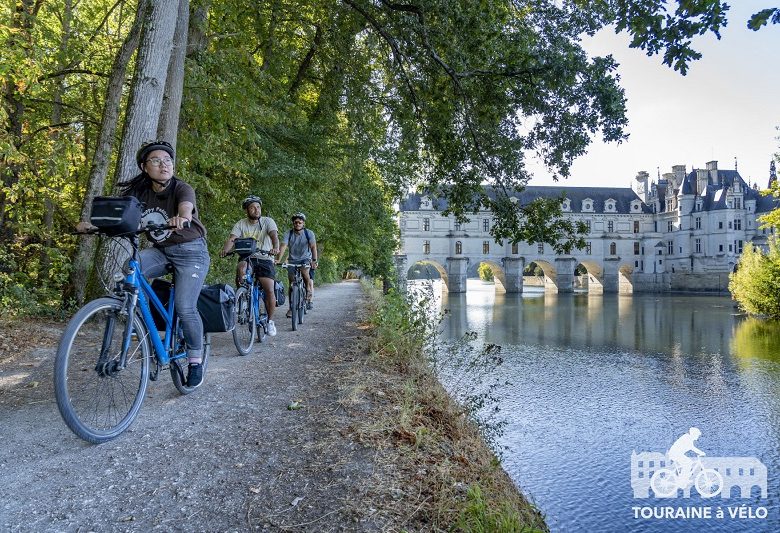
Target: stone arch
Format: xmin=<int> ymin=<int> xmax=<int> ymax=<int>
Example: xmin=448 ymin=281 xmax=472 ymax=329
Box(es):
xmin=474 ymin=259 xmax=508 ymax=292
xmin=525 ymin=259 xmax=558 ymax=292
xmin=575 ymin=259 xmax=605 ymax=293
xmin=618 ymin=263 xmax=634 ymax=294
xmin=404 ymin=258 xmax=450 ymax=291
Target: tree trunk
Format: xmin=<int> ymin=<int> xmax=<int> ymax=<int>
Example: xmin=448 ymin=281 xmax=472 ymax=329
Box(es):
xmin=0 ymin=0 xmax=38 ymax=242
xmin=288 ymin=24 xmax=322 ymax=99
xmin=68 ymin=1 xmax=147 ymax=304
xmin=114 ymin=0 xmax=179 ymax=188
xmin=187 ymin=0 xmax=210 ymax=57
xmin=260 ymin=0 xmax=280 ymax=71
xmin=157 ymin=0 xmax=190 ymax=147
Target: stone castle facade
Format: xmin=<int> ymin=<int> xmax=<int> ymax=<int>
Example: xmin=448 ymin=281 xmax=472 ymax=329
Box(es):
xmin=397 ymin=160 xmax=779 ymax=293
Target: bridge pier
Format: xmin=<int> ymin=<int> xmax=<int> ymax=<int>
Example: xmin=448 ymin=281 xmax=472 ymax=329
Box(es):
xmin=555 ymin=257 xmax=577 ymax=293
xmin=602 ymin=258 xmax=620 ymax=293
xmin=446 ymin=257 xmax=469 ymax=293
xmin=393 ymin=254 xmax=408 ymax=291
xmin=501 ymin=257 xmax=524 ymax=293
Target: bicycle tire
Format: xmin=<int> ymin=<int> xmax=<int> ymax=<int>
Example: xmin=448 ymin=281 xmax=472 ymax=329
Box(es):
xmin=54 ymin=297 xmax=150 ymax=444
xmin=170 ymin=332 xmax=211 ymax=394
xmin=290 ymin=285 xmax=300 ymax=331
xmin=232 ymin=286 xmax=255 ymax=355
xmin=297 ymin=283 xmax=305 ymax=325
xmin=256 ymin=297 xmax=267 ymax=343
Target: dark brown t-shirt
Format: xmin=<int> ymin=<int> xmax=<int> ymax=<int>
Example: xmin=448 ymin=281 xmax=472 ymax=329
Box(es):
xmin=134 ymin=177 xmax=207 ymax=246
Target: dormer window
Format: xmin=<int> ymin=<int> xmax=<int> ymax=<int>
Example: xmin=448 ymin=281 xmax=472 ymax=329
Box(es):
xmin=420 ymin=195 xmax=433 ymax=210
xmin=582 ymin=199 xmax=594 ymax=212
xmin=605 ymin=199 xmax=616 ymax=213
xmin=631 ymin=200 xmax=641 ymax=212
xmin=562 ymin=199 xmax=571 ymax=212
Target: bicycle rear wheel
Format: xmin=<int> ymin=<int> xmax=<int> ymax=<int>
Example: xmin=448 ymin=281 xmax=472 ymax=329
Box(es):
xmin=290 ymin=284 xmax=300 ymax=331
xmin=170 ymin=332 xmax=211 ymax=395
xmin=54 ymin=297 xmax=150 ymax=444
xmin=232 ymin=286 xmax=255 ymax=355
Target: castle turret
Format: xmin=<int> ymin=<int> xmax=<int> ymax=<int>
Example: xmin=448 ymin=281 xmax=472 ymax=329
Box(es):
xmin=770 ymin=160 xmax=777 ymax=189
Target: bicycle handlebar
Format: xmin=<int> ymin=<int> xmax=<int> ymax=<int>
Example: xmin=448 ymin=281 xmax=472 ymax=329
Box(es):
xmin=73 ymin=221 xmax=188 ymax=236
xmin=223 ymin=248 xmax=275 ymax=258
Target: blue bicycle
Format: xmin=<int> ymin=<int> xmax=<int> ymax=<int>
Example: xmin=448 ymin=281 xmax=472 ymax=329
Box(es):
xmin=227 ymin=239 xmax=272 ymax=355
xmin=54 ymin=222 xmax=211 ymax=443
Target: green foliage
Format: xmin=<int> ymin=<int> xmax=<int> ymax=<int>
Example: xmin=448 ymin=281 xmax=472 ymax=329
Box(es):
xmin=729 ymin=240 xmax=780 ymax=318
xmin=478 ymin=263 xmax=495 ymax=282
xmin=748 ymin=8 xmax=780 ymax=30
xmin=456 ymin=484 xmax=545 ymax=533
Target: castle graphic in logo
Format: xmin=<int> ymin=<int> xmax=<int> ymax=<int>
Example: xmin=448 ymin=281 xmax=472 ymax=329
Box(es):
xmin=631 ymin=427 xmax=767 ymax=499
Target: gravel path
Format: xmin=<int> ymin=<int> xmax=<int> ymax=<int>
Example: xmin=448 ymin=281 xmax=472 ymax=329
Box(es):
xmin=0 ymin=281 xmax=381 ymax=532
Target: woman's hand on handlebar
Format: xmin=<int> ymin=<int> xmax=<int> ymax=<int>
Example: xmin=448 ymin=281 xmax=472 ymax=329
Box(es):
xmin=75 ymin=221 xmax=97 ymax=234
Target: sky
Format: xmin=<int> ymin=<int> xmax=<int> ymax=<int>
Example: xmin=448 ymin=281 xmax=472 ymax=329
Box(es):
xmin=527 ymin=2 xmax=780 ymax=190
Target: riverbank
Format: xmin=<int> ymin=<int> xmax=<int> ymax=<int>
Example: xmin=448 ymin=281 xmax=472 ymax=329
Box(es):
xmin=0 ymin=281 xmax=545 ymax=531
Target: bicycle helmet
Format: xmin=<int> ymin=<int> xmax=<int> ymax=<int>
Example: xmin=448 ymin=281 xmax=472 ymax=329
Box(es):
xmin=242 ymin=195 xmax=262 ymax=209
xmin=291 ymin=212 xmax=306 ymax=222
xmin=136 ymin=140 xmax=174 ymax=169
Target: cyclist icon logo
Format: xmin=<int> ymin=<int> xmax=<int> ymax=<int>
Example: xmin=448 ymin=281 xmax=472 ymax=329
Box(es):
xmin=630 ymin=428 xmax=768 ymax=499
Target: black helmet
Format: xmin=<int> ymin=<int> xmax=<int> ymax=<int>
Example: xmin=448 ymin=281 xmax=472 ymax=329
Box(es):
xmin=242 ymin=195 xmax=262 ymax=209
xmin=136 ymin=140 xmax=174 ymax=169
xmin=291 ymin=212 xmax=306 ymax=222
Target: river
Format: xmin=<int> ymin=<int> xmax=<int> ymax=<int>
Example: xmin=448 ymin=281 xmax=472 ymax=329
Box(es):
xmin=421 ymin=279 xmax=780 ymax=533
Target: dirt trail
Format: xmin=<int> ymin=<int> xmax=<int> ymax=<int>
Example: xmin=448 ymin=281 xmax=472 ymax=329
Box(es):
xmin=0 ymin=281 xmax=384 ymax=532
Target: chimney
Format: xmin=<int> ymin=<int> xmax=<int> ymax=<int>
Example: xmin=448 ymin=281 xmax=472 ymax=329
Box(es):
xmin=696 ymin=168 xmax=709 ymax=193
xmin=635 ymin=171 xmax=649 ymax=202
xmin=706 ymin=161 xmax=718 ymax=170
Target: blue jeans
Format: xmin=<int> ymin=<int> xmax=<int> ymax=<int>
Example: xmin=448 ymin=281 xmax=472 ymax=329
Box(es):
xmin=140 ymin=238 xmax=210 ymax=362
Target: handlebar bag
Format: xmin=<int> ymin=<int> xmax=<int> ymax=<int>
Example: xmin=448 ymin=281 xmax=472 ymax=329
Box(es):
xmin=90 ymin=196 xmax=143 ymax=235
xmin=233 ymin=237 xmax=257 ymax=259
xmin=198 ymin=283 xmax=236 ymax=332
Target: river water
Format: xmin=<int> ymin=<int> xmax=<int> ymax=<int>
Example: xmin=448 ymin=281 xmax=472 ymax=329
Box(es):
xmin=424 ymin=279 xmax=780 ymax=533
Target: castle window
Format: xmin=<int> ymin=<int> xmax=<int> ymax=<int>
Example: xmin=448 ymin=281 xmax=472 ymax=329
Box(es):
xmin=633 ymin=221 xmax=640 ymax=233
xmin=454 ymin=221 xmax=462 ymax=231
xmin=585 ymin=220 xmax=592 ymax=232
xmin=735 ymin=198 xmax=742 ymax=209
xmin=608 ymin=221 xmax=614 ymax=233
xmin=586 ymin=242 xmax=592 ymax=255
xmin=634 ymin=242 xmax=640 ymax=255
xmin=511 ymin=242 xmax=519 ymax=254
xmin=610 ymin=242 xmax=617 ymax=255
xmin=734 ymin=219 xmax=742 ymax=230
xmin=667 ymin=221 xmax=673 ymax=232
xmin=737 ymin=240 xmax=743 ymax=253
xmin=695 ymin=217 xmax=701 ymax=230
xmin=455 ymin=241 xmax=462 ymax=255
xmin=483 ymin=219 xmax=490 ymax=232
xmin=483 ymin=241 xmax=490 ymax=254
xmin=423 ymin=240 xmax=430 ymax=254
xmin=537 ymin=243 xmax=544 ymax=254
xmin=667 ymin=241 xmax=673 ymax=255
xmin=695 ymin=239 xmax=701 ymax=253
xmin=728 ymin=221 xmax=732 ymax=229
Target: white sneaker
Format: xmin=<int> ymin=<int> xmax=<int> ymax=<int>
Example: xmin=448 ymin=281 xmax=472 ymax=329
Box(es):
xmin=267 ymin=320 xmax=277 ymax=337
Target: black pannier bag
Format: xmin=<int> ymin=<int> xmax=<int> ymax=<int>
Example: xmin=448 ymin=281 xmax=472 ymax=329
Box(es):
xmin=149 ymin=279 xmax=173 ymax=331
xmin=198 ymin=283 xmax=236 ymax=332
xmin=233 ymin=237 xmax=256 ymax=259
xmin=274 ymin=280 xmax=286 ymax=306
xmin=90 ymin=196 xmax=143 ymax=235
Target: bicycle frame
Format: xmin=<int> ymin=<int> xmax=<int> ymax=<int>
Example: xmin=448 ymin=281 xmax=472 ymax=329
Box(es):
xmin=245 ymin=260 xmax=268 ymax=328
xmin=116 ymin=238 xmax=185 ymax=368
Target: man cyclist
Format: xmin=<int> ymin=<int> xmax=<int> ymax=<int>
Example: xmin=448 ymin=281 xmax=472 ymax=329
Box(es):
xmin=667 ymin=427 xmax=706 ymax=487
xmin=220 ymin=195 xmax=280 ymax=336
xmin=277 ymin=212 xmax=317 ymax=318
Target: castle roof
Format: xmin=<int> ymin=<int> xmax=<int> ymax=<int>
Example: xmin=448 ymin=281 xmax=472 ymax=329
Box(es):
xmin=400 ymin=186 xmax=652 ymax=214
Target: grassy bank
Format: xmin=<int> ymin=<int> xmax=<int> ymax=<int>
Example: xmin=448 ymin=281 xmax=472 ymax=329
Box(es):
xmin=341 ymin=281 xmax=547 ymax=532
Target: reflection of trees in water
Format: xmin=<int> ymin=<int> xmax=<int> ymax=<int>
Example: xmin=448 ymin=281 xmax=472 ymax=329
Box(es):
xmin=731 ymin=317 xmax=780 ymax=364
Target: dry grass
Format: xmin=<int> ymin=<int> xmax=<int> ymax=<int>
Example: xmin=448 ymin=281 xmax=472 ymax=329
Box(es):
xmin=335 ymin=283 xmax=548 ymax=532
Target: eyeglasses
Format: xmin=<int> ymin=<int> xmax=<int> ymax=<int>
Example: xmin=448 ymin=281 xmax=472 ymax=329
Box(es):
xmin=293 ymin=219 xmax=304 ymax=224
xmin=146 ymin=157 xmax=174 ymax=167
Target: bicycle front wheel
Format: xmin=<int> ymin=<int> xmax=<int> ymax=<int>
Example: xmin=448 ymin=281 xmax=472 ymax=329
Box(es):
xmin=232 ymin=286 xmax=255 ymax=355
xmin=297 ymin=284 xmax=305 ymax=326
xmin=54 ymin=297 xmax=150 ymax=444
